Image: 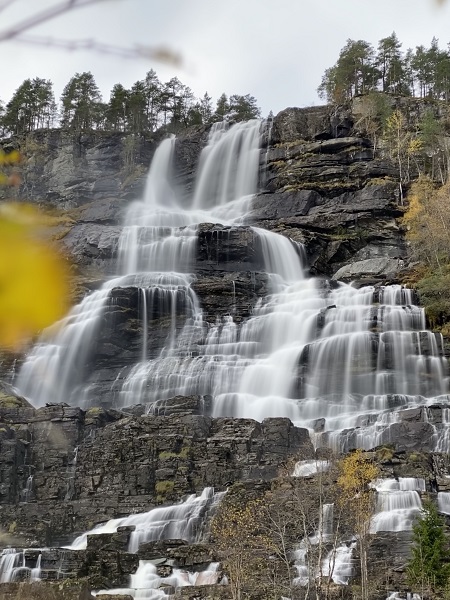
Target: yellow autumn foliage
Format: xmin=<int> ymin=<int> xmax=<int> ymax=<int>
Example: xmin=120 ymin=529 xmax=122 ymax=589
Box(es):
xmin=0 ymin=203 xmax=69 ymax=350
xmin=337 ymin=449 xmax=379 ymax=600
xmin=337 ymin=448 xmax=379 ymax=500
xmin=404 ymin=176 xmax=450 ymax=267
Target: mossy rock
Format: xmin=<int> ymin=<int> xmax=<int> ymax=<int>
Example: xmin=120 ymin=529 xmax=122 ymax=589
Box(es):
xmin=375 ymin=445 xmax=395 ymax=463
xmin=0 ymin=391 xmax=31 ymax=408
xmin=155 ymin=480 xmax=175 ymax=503
xmin=85 ymin=406 xmax=104 ymax=417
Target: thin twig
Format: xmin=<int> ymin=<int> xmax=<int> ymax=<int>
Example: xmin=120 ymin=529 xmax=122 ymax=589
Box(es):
xmin=0 ymin=0 xmax=16 ymax=13
xmin=0 ymin=0 xmax=109 ymax=43
xmin=13 ymin=34 xmax=182 ymax=65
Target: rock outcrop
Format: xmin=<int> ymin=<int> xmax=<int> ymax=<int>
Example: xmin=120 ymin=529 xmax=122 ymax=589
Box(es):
xmin=0 ymin=400 xmax=311 ymax=545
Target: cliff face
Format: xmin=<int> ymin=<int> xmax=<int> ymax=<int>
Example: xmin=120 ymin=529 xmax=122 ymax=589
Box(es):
xmin=1 ymin=104 xmax=407 ymax=284
xmin=0 ymin=105 xmax=442 ymax=599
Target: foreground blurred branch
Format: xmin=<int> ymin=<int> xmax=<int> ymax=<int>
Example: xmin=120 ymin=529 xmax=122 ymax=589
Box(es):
xmin=0 ymin=0 xmax=108 ymax=42
xmin=0 ymin=0 xmax=182 ymax=66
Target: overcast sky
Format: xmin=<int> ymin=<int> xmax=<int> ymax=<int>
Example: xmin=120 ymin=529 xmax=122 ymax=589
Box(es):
xmin=2 ymin=0 xmax=450 ymax=117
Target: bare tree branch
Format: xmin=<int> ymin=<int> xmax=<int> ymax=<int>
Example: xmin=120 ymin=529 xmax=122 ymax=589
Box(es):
xmin=0 ymin=0 xmax=17 ymax=13
xmin=14 ymin=34 xmax=182 ymax=66
xmin=0 ymin=0 xmax=183 ymax=67
xmin=0 ymin=0 xmax=110 ymax=42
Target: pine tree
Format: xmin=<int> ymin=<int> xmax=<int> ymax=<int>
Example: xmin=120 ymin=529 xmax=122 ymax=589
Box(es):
xmin=214 ymin=93 xmax=230 ymax=121
xmin=143 ymin=69 xmax=162 ymax=131
xmin=106 ymin=83 xmax=129 ymax=131
xmin=408 ymin=500 xmax=450 ymax=593
xmin=2 ymin=78 xmax=56 ymax=134
xmin=199 ymin=92 xmax=213 ymax=124
xmin=376 ymin=32 xmax=408 ymax=94
xmin=0 ymin=100 xmax=4 ymax=135
xmin=163 ymin=77 xmax=184 ymax=127
xmin=412 ymin=45 xmax=435 ymax=98
xmin=60 ymin=72 xmax=102 ymax=130
xmin=127 ymin=80 xmax=148 ymax=132
xmin=318 ymin=39 xmax=380 ymax=102
xmin=228 ymin=94 xmax=261 ymax=121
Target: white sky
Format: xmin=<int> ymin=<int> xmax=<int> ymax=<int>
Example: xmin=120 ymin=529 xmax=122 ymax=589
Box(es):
xmin=1 ymin=0 xmax=450 ymax=117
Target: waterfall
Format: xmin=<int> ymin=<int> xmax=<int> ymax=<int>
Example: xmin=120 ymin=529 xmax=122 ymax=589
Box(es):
xmin=0 ymin=549 xmax=42 ymax=583
xmin=14 ymin=117 xmax=450 ymax=453
xmin=322 ymin=542 xmax=356 ymax=585
xmin=370 ymin=478 xmax=424 ymax=533
xmin=67 ymin=487 xmax=224 ymax=552
xmin=293 ymin=460 xmax=330 ymax=477
xmin=0 ymin=549 xmax=21 ymax=583
xmin=438 ymin=491 xmax=450 ymax=514
xmin=94 ymin=560 xmax=221 ymax=599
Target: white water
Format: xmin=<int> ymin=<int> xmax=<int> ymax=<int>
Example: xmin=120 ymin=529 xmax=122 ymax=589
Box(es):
xmin=15 ymin=117 xmax=450 ymax=453
xmin=438 ymin=491 xmax=450 ymax=514
xmin=370 ymin=478 xmax=424 ymax=533
xmin=95 ymin=560 xmax=221 ymax=599
xmin=68 ymin=487 xmax=224 ymax=552
xmin=386 ymin=593 xmax=421 ymax=600
xmin=0 ymin=549 xmax=42 ymax=583
xmin=293 ymin=460 xmax=330 ymax=477
xmin=322 ymin=542 xmax=356 ymax=585
xmin=70 ymin=488 xmax=223 ymax=598
xmin=294 ymin=503 xmax=339 ymax=586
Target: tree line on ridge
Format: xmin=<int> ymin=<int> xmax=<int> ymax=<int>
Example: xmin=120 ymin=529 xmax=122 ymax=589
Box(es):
xmin=0 ymin=69 xmax=261 ymax=136
xmin=319 ymin=32 xmax=450 ymax=102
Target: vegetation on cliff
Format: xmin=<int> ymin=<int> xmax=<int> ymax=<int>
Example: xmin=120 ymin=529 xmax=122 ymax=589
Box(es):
xmin=408 ymin=501 xmax=450 ymax=595
xmin=0 ymin=68 xmax=261 ymax=136
xmin=319 ymin=33 xmax=450 ymax=103
xmin=319 ymin=34 xmax=450 ymax=329
xmin=211 ymin=451 xmax=381 ymax=600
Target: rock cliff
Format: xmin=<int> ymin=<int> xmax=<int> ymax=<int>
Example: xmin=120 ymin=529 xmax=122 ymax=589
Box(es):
xmin=0 ymin=102 xmax=445 ymax=600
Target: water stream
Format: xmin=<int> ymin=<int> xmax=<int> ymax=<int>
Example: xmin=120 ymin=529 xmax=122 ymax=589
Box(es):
xmin=68 ymin=487 xmax=224 ymax=552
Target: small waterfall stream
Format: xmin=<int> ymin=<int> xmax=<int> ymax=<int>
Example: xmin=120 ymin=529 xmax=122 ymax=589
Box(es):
xmin=68 ymin=487 xmax=224 ymax=552
xmin=371 ymin=478 xmax=424 ymax=533
xmin=0 ymin=549 xmax=42 ymax=583
xmin=68 ymin=488 xmax=224 ymax=598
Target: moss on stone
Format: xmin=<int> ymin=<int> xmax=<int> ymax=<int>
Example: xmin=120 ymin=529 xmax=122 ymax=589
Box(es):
xmin=0 ymin=392 xmax=25 ymax=408
xmin=8 ymin=521 xmax=16 ymax=534
xmin=155 ymin=480 xmax=175 ymax=502
xmin=376 ymin=445 xmax=395 ymax=462
xmin=159 ymin=446 xmax=190 ymax=460
xmin=86 ymin=407 xmax=104 ymax=416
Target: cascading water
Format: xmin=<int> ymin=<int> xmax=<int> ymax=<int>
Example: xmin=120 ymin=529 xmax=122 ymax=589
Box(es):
xmin=293 ymin=459 xmax=330 ymax=478
xmin=322 ymin=542 xmax=356 ymax=586
xmin=370 ymin=478 xmax=424 ymax=533
xmin=68 ymin=488 xmax=224 ymax=598
xmin=68 ymin=487 xmax=224 ymax=553
xmin=95 ymin=561 xmax=221 ymax=599
xmin=438 ymin=490 xmax=450 ymax=514
xmin=294 ymin=500 xmax=356 ymax=587
xmin=14 ymin=117 xmax=450 ymax=453
xmin=0 ymin=549 xmax=42 ymax=583
xmin=16 ymin=120 xmax=262 ymax=409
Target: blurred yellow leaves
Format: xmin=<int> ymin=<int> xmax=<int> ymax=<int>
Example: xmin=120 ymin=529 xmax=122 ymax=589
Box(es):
xmin=0 ymin=203 xmax=69 ymax=350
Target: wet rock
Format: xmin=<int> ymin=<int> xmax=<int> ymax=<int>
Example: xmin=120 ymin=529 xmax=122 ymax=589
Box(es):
xmin=196 ymin=224 xmax=264 ymax=272
xmin=62 ymin=223 xmax=121 ymax=275
xmin=333 ymin=257 xmax=405 ymax=281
